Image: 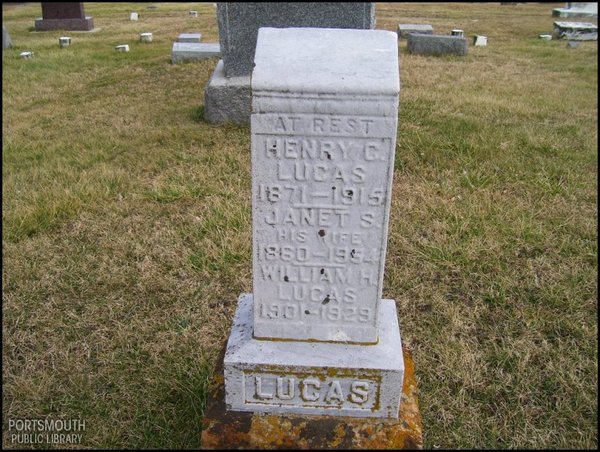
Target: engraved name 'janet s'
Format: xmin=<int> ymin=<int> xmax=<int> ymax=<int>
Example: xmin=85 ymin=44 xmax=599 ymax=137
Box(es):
xmin=245 ymin=374 xmax=378 ymax=408
xmin=265 ymin=137 xmax=387 ymax=163
xmin=270 ymin=115 xmax=375 ymax=136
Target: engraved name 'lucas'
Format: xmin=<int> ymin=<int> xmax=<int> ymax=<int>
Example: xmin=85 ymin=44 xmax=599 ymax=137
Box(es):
xmin=251 ymin=375 xmax=373 ymax=405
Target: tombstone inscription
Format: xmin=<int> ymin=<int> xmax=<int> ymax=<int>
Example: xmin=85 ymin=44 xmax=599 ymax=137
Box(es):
xmin=223 ymin=27 xmax=405 ymax=419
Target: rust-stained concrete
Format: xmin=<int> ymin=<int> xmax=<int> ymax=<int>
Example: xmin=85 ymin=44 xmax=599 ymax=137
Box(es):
xmin=201 ymin=342 xmax=423 ymax=449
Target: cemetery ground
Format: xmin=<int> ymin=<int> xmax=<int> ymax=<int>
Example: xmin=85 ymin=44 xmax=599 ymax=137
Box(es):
xmin=2 ymin=2 xmax=597 ymax=449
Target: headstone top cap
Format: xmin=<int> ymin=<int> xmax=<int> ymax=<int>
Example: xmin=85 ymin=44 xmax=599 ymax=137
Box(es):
xmin=252 ymin=27 xmax=399 ymax=96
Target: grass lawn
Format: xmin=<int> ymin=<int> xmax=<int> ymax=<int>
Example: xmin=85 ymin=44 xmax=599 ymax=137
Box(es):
xmin=2 ymin=2 xmax=597 ymax=449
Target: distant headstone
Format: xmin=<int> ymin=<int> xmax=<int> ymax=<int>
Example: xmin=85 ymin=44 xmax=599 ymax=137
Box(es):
xmin=205 ymin=2 xmax=376 ymax=125
xmin=178 ymin=32 xmax=202 ymax=43
xmin=59 ymin=36 xmax=71 ymax=47
xmin=473 ymin=35 xmax=487 ymax=46
xmin=397 ymin=24 xmax=433 ymax=39
xmin=566 ymin=40 xmax=581 ymax=47
xmin=140 ymin=32 xmax=153 ymax=43
xmin=171 ymin=42 xmax=220 ymax=63
xmin=407 ymin=33 xmax=468 ymax=56
xmin=223 ymin=26 xmax=405 ymax=420
xmin=539 ymin=34 xmax=553 ymax=40
xmin=115 ymin=44 xmax=129 ymax=52
xmin=3 ymin=25 xmax=12 ymax=49
xmin=130 ymin=12 xmax=139 ymax=21
xmin=189 ymin=10 xmax=198 ymax=17
xmin=553 ymin=2 xmax=597 ymax=18
xmin=451 ymin=29 xmax=464 ymax=37
xmin=20 ymin=51 xmax=34 ymax=59
xmin=553 ymin=21 xmax=598 ymax=40
xmin=35 ymin=3 xmax=94 ymax=31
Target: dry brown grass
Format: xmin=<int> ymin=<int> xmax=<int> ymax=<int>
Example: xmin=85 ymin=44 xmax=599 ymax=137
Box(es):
xmin=2 ymin=2 xmax=597 ymax=449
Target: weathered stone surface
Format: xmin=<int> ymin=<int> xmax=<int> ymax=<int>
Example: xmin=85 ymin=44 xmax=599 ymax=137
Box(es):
xmin=407 ymin=33 xmax=468 ymax=56
xmin=3 ymin=25 xmax=12 ymax=49
xmin=140 ymin=32 xmax=153 ymax=43
xmin=251 ymin=28 xmax=399 ymax=343
xmin=203 ymin=59 xmax=251 ymax=124
xmin=178 ymin=32 xmax=202 ymax=43
xmin=224 ymin=295 xmax=404 ymax=418
xmin=553 ymin=21 xmax=598 ymax=40
xmin=553 ymin=2 xmax=597 ymax=18
xmin=397 ymin=24 xmax=433 ymax=39
xmin=217 ymin=3 xmax=376 ymax=78
xmin=59 ymin=36 xmax=71 ymax=47
xmin=473 ymin=35 xmax=487 ymax=46
xmin=130 ymin=12 xmax=139 ymax=21
xmin=202 ymin=336 xmax=422 ymax=449
xmin=35 ymin=2 xmax=93 ymax=31
xmin=171 ymin=42 xmax=220 ymax=63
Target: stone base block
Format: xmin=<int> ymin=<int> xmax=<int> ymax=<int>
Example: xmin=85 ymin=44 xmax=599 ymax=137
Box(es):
xmin=178 ymin=32 xmax=202 ymax=43
xmin=203 ymin=59 xmax=251 ymax=124
xmin=34 ymin=16 xmax=94 ymax=31
xmin=201 ymin=333 xmax=421 ymax=449
xmin=171 ymin=42 xmax=220 ymax=63
xmin=223 ymin=294 xmax=404 ymax=419
xmin=397 ymin=24 xmax=433 ymax=39
xmin=407 ymin=33 xmax=468 ymax=56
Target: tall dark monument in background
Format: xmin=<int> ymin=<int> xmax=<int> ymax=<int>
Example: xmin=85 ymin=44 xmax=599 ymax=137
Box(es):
xmin=35 ymin=3 xmax=94 ymax=32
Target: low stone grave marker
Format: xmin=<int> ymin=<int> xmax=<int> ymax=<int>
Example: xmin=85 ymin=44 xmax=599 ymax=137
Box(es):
xmin=20 ymin=51 xmax=34 ymax=59
xmin=115 ymin=44 xmax=129 ymax=52
xmin=59 ymin=36 xmax=71 ymax=47
xmin=397 ymin=24 xmax=433 ymax=39
xmin=473 ymin=35 xmax=487 ymax=46
xmin=408 ymin=33 xmax=468 ymax=56
xmin=553 ymin=21 xmax=598 ymax=40
xmin=130 ymin=12 xmax=139 ymax=21
xmin=553 ymin=2 xmax=597 ymax=18
xmin=140 ymin=32 xmax=153 ymax=43
xmin=177 ymin=32 xmax=202 ymax=43
xmin=539 ymin=34 xmax=553 ymax=41
xmin=451 ymin=29 xmax=464 ymax=37
xmin=189 ymin=10 xmax=198 ymax=17
xmin=171 ymin=42 xmax=220 ymax=63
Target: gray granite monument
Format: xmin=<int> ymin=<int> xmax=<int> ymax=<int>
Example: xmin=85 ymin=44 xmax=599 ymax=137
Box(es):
xmin=223 ymin=27 xmax=405 ymax=418
xmin=204 ymin=3 xmax=376 ymax=125
xmin=553 ymin=21 xmax=598 ymax=40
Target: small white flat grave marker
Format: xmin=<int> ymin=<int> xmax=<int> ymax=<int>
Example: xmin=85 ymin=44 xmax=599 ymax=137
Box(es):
xmin=189 ymin=10 xmax=198 ymax=17
xmin=451 ymin=29 xmax=464 ymax=37
xmin=115 ymin=44 xmax=130 ymax=52
xmin=140 ymin=32 xmax=153 ymax=43
xmin=59 ymin=36 xmax=71 ymax=48
xmin=20 ymin=51 xmax=34 ymax=59
xmin=473 ymin=35 xmax=487 ymax=46
xmin=539 ymin=34 xmax=553 ymax=40
xmin=130 ymin=12 xmax=139 ymax=21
